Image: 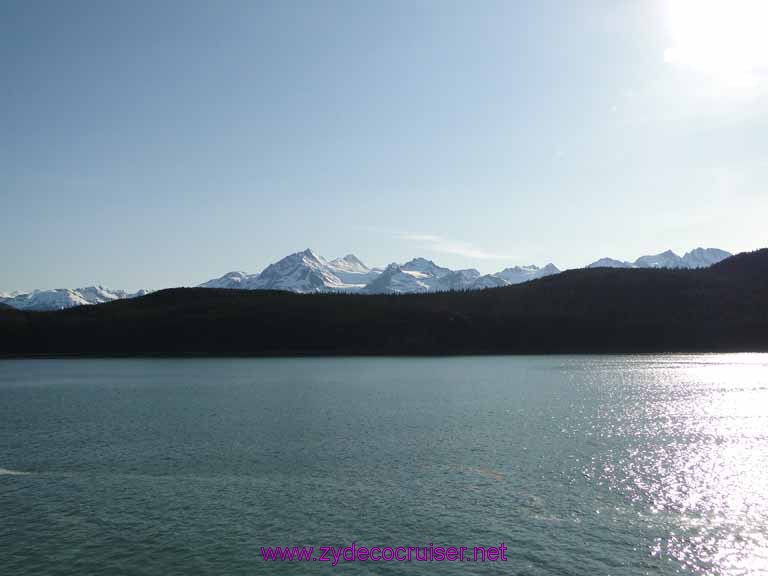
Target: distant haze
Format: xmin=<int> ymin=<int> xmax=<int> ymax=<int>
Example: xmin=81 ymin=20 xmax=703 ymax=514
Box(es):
xmin=1 ymin=0 xmax=766 ymax=292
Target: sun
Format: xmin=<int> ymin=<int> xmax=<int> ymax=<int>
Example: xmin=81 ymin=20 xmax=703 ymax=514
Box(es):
xmin=663 ymin=0 xmax=768 ymax=98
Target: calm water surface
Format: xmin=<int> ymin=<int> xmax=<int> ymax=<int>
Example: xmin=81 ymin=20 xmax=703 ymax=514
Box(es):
xmin=1 ymin=355 xmax=767 ymax=575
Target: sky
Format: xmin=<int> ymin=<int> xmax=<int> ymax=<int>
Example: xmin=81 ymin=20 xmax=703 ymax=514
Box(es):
xmin=1 ymin=0 xmax=767 ymax=292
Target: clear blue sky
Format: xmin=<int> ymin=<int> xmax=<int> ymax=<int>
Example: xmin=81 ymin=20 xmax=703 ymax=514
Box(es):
xmin=2 ymin=0 xmax=766 ymax=291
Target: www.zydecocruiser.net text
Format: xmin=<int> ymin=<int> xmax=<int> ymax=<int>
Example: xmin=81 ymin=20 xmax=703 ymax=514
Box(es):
xmin=261 ymin=543 xmax=509 ymax=566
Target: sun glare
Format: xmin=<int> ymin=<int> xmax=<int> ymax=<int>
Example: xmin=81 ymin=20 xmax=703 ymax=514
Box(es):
xmin=663 ymin=0 xmax=768 ymax=98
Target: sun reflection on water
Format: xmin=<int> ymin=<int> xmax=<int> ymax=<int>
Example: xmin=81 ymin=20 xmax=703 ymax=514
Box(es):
xmin=584 ymin=354 xmax=768 ymax=575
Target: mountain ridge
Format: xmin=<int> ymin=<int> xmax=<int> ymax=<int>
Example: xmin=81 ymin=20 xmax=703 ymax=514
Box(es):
xmin=587 ymin=248 xmax=730 ymax=270
xmin=1 ymin=246 xmax=733 ymax=311
xmin=0 ymin=286 xmax=151 ymax=312
xmin=196 ymin=246 xmax=730 ymax=296
xmin=1 ymin=249 xmax=765 ymax=356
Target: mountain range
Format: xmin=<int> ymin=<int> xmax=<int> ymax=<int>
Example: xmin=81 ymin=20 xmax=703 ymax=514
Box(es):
xmin=199 ymin=248 xmax=561 ymax=294
xmin=197 ymin=247 xmax=730 ymax=295
xmin=586 ymin=248 xmax=731 ymax=269
xmin=0 ymin=247 xmax=732 ymax=311
xmin=2 ymin=248 xmax=766 ymax=356
xmin=0 ymin=286 xmax=151 ymax=312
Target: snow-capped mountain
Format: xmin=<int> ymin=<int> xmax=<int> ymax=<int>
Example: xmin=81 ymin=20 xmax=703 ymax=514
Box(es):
xmin=587 ymin=248 xmax=732 ymax=270
xmin=681 ymin=248 xmax=732 ymax=268
xmin=436 ymin=269 xmax=509 ymax=291
xmin=0 ymin=286 xmax=151 ymax=311
xmin=437 ymin=269 xmax=485 ymax=291
xmin=1 ymin=289 xmax=90 ymax=310
xmin=361 ymin=263 xmax=420 ymax=294
xmin=199 ymin=271 xmax=260 ymax=289
xmin=470 ymin=275 xmax=510 ymax=289
xmin=213 ymin=247 xmax=725 ymax=295
xmin=237 ymin=249 xmax=380 ymax=293
xmin=634 ymin=250 xmax=685 ymax=269
xmin=493 ymin=264 xmax=560 ymax=284
xmin=248 ymin=249 xmax=348 ymax=292
xmin=199 ymin=251 xmax=383 ymax=293
xmin=196 ymin=251 xmax=557 ymax=296
xmin=587 ymin=257 xmax=634 ymax=269
xmin=361 ymin=258 xmax=451 ymax=294
xmin=327 ymin=254 xmax=382 ymax=286
xmin=358 ymin=258 xmax=555 ymax=293
xmin=360 ymin=258 xmax=511 ymax=294
xmin=4 ymin=246 xmax=734 ymax=311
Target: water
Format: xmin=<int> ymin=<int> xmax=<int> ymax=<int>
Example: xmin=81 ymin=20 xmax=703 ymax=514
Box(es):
xmin=1 ymin=355 xmax=767 ymax=575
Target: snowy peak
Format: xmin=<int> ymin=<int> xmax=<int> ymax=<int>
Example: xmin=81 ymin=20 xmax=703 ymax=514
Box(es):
xmin=362 ymin=259 xmax=556 ymax=294
xmin=493 ymin=264 xmax=560 ymax=284
xmin=435 ymin=269 xmax=497 ymax=291
xmin=326 ymin=254 xmax=379 ymax=286
xmin=199 ymin=271 xmax=257 ymax=289
xmin=300 ymin=248 xmax=326 ymax=263
xmin=587 ymin=247 xmax=732 ymax=270
xmin=634 ymin=250 xmax=684 ymax=269
xmin=0 ymin=286 xmax=151 ymax=311
xmin=454 ymin=269 xmax=482 ymax=280
xmin=197 ymin=249 xmax=565 ymax=295
xmin=361 ymin=260 xmax=442 ymax=294
xmin=681 ymin=248 xmax=732 ymax=268
xmin=262 ymin=249 xmax=327 ymax=273
xmin=470 ymin=275 xmax=509 ymax=289
xmin=587 ymin=258 xmax=633 ymax=269
xmin=290 ymin=248 xmax=327 ymax=268
xmin=361 ymin=263 xmax=412 ymax=294
xmin=401 ymin=258 xmax=453 ymax=278
xmin=252 ymin=250 xmax=341 ymax=292
xmin=540 ymin=263 xmax=560 ymax=274
xmin=237 ymin=249 xmax=382 ymax=293
xmin=330 ymin=254 xmax=368 ymax=271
